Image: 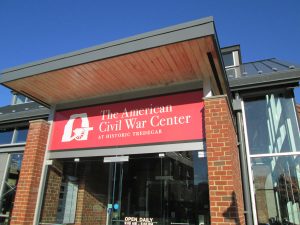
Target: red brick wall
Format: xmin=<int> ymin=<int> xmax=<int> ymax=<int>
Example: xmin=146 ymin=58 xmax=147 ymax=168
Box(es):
xmin=75 ymin=164 xmax=107 ymax=225
xmin=204 ymin=96 xmax=245 ymax=225
xmin=40 ymin=161 xmax=63 ymax=223
xmin=75 ymin=182 xmax=107 ymax=225
xmin=10 ymin=120 xmax=50 ymax=225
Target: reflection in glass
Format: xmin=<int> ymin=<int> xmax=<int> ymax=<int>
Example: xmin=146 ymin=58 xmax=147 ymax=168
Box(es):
xmin=39 ymin=151 xmax=210 ymax=225
xmin=109 ymin=152 xmax=209 ymax=225
xmin=252 ymin=155 xmax=300 ymax=225
xmin=14 ymin=128 xmax=28 ymax=143
xmin=226 ymin=68 xmax=237 ymax=79
xmin=226 ymin=67 xmax=242 ymax=79
xmin=0 ymin=129 xmax=14 ymax=145
xmin=13 ymin=94 xmax=32 ymax=105
xmin=244 ymin=92 xmax=300 ymax=155
xmin=222 ymin=53 xmax=234 ymax=67
xmin=15 ymin=95 xmax=26 ymax=104
xmin=0 ymin=153 xmax=23 ymax=224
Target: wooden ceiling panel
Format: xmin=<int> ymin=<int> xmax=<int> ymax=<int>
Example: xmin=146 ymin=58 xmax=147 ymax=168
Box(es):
xmin=5 ymin=36 xmax=219 ymax=105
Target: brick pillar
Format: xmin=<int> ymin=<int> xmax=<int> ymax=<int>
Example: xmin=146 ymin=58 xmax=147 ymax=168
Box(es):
xmin=10 ymin=120 xmax=50 ymax=225
xmin=204 ymin=96 xmax=245 ymax=225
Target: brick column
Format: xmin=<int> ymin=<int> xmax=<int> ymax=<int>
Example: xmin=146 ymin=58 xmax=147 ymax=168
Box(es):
xmin=204 ymin=96 xmax=245 ymax=225
xmin=10 ymin=120 xmax=50 ymax=225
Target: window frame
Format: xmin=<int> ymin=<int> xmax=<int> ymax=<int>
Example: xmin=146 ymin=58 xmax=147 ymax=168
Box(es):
xmin=11 ymin=94 xmax=32 ymax=105
xmin=241 ymin=92 xmax=300 ymax=225
xmin=0 ymin=127 xmax=28 ymax=146
xmin=0 ymin=152 xmax=24 ymax=222
xmin=222 ymin=50 xmax=240 ymax=69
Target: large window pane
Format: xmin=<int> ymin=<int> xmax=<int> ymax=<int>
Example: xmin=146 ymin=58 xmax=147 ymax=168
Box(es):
xmin=40 ymin=151 xmax=210 ymax=225
xmin=222 ymin=53 xmax=234 ymax=67
xmin=0 ymin=153 xmax=23 ymax=224
xmin=14 ymin=94 xmax=26 ymax=104
xmin=0 ymin=129 xmax=14 ymax=145
xmin=252 ymin=155 xmax=300 ymax=225
xmin=244 ymin=93 xmax=300 ymax=154
xmin=14 ymin=127 xmax=28 ymax=143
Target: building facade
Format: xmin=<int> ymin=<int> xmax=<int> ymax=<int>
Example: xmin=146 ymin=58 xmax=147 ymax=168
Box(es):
xmin=0 ymin=17 xmax=300 ymax=225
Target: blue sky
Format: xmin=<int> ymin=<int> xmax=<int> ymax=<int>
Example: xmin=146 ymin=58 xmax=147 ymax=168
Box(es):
xmin=0 ymin=0 xmax=300 ymax=106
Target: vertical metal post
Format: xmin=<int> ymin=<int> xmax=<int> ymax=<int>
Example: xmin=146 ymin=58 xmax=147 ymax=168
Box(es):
xmin=106 ymin=162 xmax=114 ymax=225
xmin=235 ymin=94 xmax=254 ymax=225
xmin=241 ymin=99 xmax=259 ymax=225
xmin=0 ymin=153 xmax=11 ymax=213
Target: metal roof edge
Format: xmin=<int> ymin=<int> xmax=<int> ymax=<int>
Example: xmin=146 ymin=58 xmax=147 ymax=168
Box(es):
xmin=0 ymin=16 xmax=215 ymax=83
xmin=229 ymin=69 xmax=300 ymax=91
xmin=0 ymin=107 xmax=49 ymax=124
xmin=0 ymin=101 xmax=43 ymax=112
xmin=210 ymin=21 xmax=234 ymax=105
xmin=221 ymin=44 xmax=240 ymax=53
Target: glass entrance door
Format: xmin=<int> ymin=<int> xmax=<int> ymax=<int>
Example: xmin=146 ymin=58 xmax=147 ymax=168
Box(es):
xmin=106 ymin=152 xmax=209 ymax=225
xmin=39 ymin=150 xmax=209 ymax=225
xmin=107 ymin=161 xmax=127 ymax=225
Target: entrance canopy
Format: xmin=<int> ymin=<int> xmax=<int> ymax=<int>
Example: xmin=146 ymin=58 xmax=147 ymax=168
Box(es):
xmin=0 ymin=17 xmax=228 ymax=108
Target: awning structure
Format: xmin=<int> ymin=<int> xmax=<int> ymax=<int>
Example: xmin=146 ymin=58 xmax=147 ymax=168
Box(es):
xmin=0 ymin=17 xmax=228 ymax=108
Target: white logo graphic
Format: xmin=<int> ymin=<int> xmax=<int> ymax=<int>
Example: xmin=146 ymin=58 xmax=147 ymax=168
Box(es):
xmin=62 ymin=113 xmax=93 ymax=142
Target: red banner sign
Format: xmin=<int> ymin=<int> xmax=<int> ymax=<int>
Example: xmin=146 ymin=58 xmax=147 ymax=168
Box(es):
xmin=49 ymin=91 xmax=204 ymax=151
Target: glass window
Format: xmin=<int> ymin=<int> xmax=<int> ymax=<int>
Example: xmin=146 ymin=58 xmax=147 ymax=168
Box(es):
xmin=40 ymin=151 xmax=210 ymax=225
xmin=222 ymin=52 xmax=234 ymax=67
xmin=13 ymin=94 xmax=32 ymax=105
xmin=244 ymin=93 xmax=300 ymax=155
xmin=252 ymin=155 xmax=300 ymax=225
xmin=226 ymin=68 xmax=237 ymax=78
xmin=0 ymin=153 xmax=23 ymax=223
xmin=0 ymin=129 xmax=14 ymax=145
xmin=25 ymin=98 xmax=32 ymax=103
xmin=14 ymin=127 xmax=28 ymax=143
xmin=0 ymin=127 xmax=29 ymax=145
xmin=14 ymin=94 xmax=26 ymax=104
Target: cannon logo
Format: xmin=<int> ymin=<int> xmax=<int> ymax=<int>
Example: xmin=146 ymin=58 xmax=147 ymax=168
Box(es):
xmin=61 ymin=113 xmax=93 ymax=142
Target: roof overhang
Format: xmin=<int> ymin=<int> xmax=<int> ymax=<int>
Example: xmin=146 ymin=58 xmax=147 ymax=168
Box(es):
xmin=229 ymin=69 xmax=300 ymax=91
xmin=0 ymin=16 xmax=228 ymax=108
